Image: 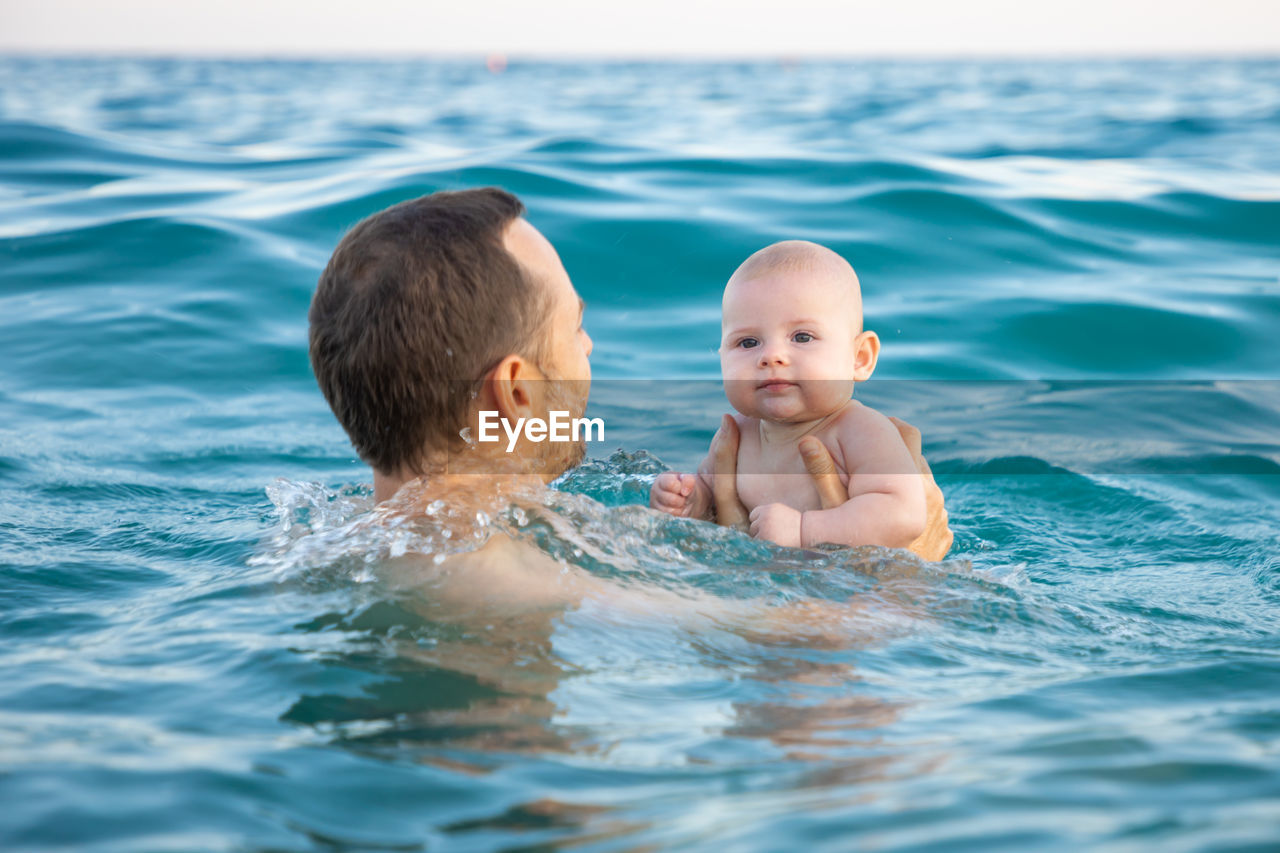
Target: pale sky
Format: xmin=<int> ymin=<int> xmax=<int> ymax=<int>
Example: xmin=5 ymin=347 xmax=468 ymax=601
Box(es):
xmin=1 ymin=0 xmax=1277 ymax=57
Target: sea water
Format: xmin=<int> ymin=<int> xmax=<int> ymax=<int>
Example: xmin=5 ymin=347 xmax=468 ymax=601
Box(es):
xmin=1 ymin=57 xmax=1279 ymax=851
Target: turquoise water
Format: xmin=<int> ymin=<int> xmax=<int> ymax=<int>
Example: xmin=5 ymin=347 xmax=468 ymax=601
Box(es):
xmin=2 ymin=56 xmax=1280 ymax=851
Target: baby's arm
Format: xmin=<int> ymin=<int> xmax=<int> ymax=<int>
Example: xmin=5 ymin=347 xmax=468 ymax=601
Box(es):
xmin=650 ymin=415 xmax=749 ymax=524
xmin=798 ymin=410 xmax=926 ymax=549
xmin=650 ymin=468 xmax=713 ymax=520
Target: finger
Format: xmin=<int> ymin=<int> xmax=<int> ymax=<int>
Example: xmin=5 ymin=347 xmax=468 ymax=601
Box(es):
xmin=711 ymin=414 xmax=749 ymax=527
xmin=888 ymin=418 xmax=954 ymax=561
xmin=889 ymin=416 xmax=922 ymax=457
xmin=914 ymin=452 xmax=934 ymax=478
xmin=710 ymin=414 xmax=740 ymax=477
xmin=655 ymin=485 xmax=686 ymax=506
xmin=892 ymin=416 xmax=934 ymax=478
xmin=798 ymin=436 xmax=847 ymax=510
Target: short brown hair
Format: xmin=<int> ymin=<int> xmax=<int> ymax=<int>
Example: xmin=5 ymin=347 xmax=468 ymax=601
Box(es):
xmin=308 ymin=187 xmax=550 ymax=475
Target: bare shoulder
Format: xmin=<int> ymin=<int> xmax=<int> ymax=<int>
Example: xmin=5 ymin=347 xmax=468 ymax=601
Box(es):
xmin=832 ymin=399 xmax=898 ymax=434
xmin=388 ymin=534 xmax=741 ymax=629
xmin=829 ymin=400 xmax=916 ymax=473
xmin=385 ymin=533 xmax=593 ymax=616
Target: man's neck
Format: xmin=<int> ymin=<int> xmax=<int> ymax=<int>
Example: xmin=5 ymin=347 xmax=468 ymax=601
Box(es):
xmin=373 ymin=468 xmax=410 ymax=504
xmin=373 ymin=458 xmax=549 ymax=506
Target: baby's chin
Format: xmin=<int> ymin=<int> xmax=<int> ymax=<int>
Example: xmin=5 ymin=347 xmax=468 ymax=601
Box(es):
xmin=739 ymin=397 xmax=830 ymax=425
xmin=727 ymin=381 xmax=853 ymax=424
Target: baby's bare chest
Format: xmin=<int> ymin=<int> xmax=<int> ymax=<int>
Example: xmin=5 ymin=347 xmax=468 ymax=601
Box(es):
xmin=735 ymin=435 xmax=850 ymax=512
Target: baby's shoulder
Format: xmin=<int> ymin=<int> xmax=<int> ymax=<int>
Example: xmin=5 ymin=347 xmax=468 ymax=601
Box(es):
xmin=830 ymin=399 xmax=897 ymax=436
xmin=828 ymin=401 xmax=909 ymax=463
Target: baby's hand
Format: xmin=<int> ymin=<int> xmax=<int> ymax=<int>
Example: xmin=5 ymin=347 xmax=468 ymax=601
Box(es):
xmin=650 ymin=472 xmax=699 ymax=517
xmin=748 ymin=503 xmax=803 ymax=548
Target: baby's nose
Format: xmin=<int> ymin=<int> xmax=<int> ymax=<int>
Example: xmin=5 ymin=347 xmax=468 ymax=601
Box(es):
xmin=757 ymin=344 xmax=789 ymax=367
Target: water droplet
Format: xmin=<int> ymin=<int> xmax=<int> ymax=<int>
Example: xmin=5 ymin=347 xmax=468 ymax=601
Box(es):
xmin=427 ymin=499 xmax=445 ymax=516
xmin=432 ymin=553 xmax=446 ymax=565
xmin=445 ymin=348 xmax=454 ymax=357
xmin=459 ymin=427 xmax=474 ymax=445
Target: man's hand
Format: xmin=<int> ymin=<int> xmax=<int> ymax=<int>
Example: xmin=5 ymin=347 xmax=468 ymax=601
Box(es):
xmin=799 ymin=436 xmax=848 ymax=509
xmin=749 ymin=502 xmax=803 ymax=548
xmin=889 ymin=417 xmax=953 ymax=561
xmin=709 ymin=414 xmax=750 ymax=528
xmin=716 ymin=415 xmax=953 ymax=560
xmin=796 ymin=421 xmax=952 ymax=560
xmin=650 ymin=472 xmax=699 ymax=517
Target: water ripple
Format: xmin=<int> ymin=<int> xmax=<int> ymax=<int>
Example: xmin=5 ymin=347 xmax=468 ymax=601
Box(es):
xmin=2 ymin=57 xmax=1279 ymax=852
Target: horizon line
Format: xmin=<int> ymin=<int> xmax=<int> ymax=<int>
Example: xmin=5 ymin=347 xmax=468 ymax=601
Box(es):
xmin=4 ymin=48 xmax=1279 ymax=63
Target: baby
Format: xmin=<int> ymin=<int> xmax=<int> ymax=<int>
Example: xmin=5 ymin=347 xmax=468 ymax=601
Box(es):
xmin=649 ymin=241 xmax=926 ymax=549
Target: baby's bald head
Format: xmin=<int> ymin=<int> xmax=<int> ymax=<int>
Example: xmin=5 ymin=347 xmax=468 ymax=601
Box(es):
xmin=725 ymin=240 xmax=863 ymax=332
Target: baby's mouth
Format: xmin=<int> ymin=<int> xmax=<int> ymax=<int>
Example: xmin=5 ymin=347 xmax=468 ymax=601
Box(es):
xmin=757 ymin=379 xmax=798 ymax=392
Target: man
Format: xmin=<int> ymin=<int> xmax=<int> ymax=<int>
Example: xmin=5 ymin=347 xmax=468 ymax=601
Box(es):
xmin=309 ymin=188 xmax=952 ymax=617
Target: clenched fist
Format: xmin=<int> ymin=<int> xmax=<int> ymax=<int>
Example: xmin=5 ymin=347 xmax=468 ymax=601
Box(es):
xmin=650 ymin=471 xmax=700 ymax=517
xmin=748 ymin=502 xmax=803 ymax=548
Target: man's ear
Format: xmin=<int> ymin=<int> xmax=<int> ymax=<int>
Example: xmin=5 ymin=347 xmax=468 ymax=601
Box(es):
xmin=484 ymin=354 xmax=546 ymax=420
xmin=852 ymin=330 xmax=880 ymax=382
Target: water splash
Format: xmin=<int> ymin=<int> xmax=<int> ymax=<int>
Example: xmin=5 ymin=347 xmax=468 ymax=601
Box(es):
xmin=251 ymin=476 xmax=494 ymax=582
xmin=252 ymin=450 xmax=976 ymax=615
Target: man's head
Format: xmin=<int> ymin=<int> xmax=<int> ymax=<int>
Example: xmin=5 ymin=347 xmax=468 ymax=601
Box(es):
xmin=719 ymin=240 xmax=879 ymax=423
xmin=309 ymin=188 xmax=590 ymax=482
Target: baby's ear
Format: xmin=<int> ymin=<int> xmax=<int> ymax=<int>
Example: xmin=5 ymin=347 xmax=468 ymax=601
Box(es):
xmin=852 ymin=330 xmax=880 ymax=381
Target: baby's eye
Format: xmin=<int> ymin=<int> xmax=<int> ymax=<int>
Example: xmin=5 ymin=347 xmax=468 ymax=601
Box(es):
xmin=737 ymin=337 xmax=760 ymax=349
xmin=792 ymin=332 xmax=814 ymax=343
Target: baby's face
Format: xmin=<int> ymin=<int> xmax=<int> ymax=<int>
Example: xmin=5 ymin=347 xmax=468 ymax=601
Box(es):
xmin=719 ymin=269 xmax=863 ymax=424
